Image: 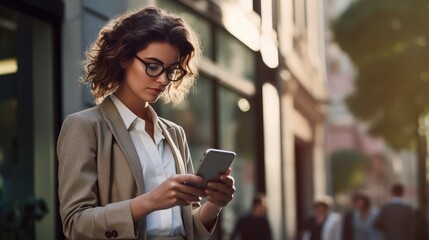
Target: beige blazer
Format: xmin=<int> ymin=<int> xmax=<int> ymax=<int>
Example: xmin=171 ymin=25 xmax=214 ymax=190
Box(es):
xmin=57 ymin=97 xmax=213 ymax=240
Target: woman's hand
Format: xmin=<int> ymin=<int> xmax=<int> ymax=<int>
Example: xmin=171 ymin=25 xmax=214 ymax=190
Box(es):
xmin=199 ymin=168 xmax=235 ymax=230
xmin=205 ymin=168 xmax=235 ymax=207
xmin=131 ymin=174 xmax=205 ymax=221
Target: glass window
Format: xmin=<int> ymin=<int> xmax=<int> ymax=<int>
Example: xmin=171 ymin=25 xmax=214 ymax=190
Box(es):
xmin=0 ymin=7 xmax=16 ymax=61
xmin=0 ymin=98 xmax=17 ymax=200
xmin=154 ymin=77 xmax=214 ymax=166
xmin=0 ymin=5 xmax=18 ymax=203
xmin=0 ymin=5 xmax=56 ymax=239
xmin=159 ymin=1 xmax=213 ymax=59
xmin=33 ymin=17 xmax=56 ymax=239
xmin=216 ymin=29 xmax=256 ymax=81
xmin=218 ymin=86 xmax=256 ymax=237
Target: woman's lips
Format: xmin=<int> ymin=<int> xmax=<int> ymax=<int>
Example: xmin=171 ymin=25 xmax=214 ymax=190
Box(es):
xmin=147 ymin=87 xmax=164 ymax=95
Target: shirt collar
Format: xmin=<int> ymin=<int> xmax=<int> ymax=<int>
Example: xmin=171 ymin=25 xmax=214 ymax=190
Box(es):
xmin=110 ymin=94 xmax=165 ymax=143
xmin=110 ymin=94 xmax=137 ymax=129
xmin=146 ymin=104 xmax=165 ymax=143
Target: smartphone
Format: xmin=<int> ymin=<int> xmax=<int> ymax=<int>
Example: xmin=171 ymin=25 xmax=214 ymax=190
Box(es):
xmin=187 ymin=148 xmax=236 ymax=189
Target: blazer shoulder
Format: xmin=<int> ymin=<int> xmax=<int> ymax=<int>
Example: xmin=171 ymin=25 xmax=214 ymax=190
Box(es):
xmin=63 ymin=106 xmax=104 ymax=124
xmin=59 ymin=107 xmax=108 ymax=138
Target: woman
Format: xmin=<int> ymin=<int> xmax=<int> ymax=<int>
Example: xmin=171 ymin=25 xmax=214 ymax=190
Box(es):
xmin=57 ymin=6 xmax=235 ymax=240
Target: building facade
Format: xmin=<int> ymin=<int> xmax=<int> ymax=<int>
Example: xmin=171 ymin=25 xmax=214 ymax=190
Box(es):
xmin=273 ymin=1 xmax=328 ymax=238
xmin=0 ymin=0 xmax=328 ymax=239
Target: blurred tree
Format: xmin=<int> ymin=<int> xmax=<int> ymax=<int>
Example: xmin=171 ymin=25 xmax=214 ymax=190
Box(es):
xmin=330 ymin=149 xmax=370 ymax=195
xmin=332 ymin=0 xmax=429 ymax=214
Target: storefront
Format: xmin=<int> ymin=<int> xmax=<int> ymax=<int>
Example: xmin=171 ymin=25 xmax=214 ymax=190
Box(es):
xmin=0 ymin=0 xmax=63 ymax=239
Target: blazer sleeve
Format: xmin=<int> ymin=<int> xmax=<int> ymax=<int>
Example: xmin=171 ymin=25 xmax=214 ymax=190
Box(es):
xmin=57 ymin=113 xmax=136 ymax=239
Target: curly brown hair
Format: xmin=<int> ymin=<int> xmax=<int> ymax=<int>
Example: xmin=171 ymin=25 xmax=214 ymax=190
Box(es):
xmin=81 ymin=6 xmax=201 ymax=105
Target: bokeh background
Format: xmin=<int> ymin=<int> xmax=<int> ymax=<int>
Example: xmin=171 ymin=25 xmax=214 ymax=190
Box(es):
xmin=0 ymin=0 xmax=428 ymax=239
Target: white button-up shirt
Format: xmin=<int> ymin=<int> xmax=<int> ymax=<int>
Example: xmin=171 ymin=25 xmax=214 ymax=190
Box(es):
xmin=111 ymin=94 xmax=185 ymax=237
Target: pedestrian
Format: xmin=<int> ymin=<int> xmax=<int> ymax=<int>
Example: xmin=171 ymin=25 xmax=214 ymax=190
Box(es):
xmin=341 ymin=191 xmax=381 ymax=240
xmin=373 ymin=183 xmax=415 ymax=240
xmin=230 ymin=193 xmax=272 ymax=240
xmin=57 ymin=6 xmax=236 ymax=240
xmin=414 ymin=208 xmax=429 ymax=240
xmin=302 ymin=195 xmax=342 ymax=240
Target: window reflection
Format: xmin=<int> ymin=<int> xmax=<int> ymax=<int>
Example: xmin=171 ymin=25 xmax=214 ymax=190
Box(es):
xmin=218 ymin=86 xmax=256 ymax=237
xmin=216 ymin=29 xmax=256 ymax=81
xmin=0 ymin=99 xmax=17 ymax=201
xmin=0 ymin=6 xmax=17 ymax=60
xmin=0 ymin=6 xmax=56 ymax=238
xmin=0 ymin=5 xmax=17 ymax=202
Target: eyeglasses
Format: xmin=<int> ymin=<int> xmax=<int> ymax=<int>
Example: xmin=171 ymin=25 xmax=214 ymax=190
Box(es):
xmin=134 ymin=55 xmax=187 ymax=82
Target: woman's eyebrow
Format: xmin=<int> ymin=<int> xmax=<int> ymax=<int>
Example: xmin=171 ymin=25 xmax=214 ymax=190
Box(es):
xmin=143 ymin=57 xmax=180 ymax=66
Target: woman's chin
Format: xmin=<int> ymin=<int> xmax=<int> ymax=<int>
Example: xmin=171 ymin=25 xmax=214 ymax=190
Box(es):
xmin=149 ymin=96 xmax=161 ymax=103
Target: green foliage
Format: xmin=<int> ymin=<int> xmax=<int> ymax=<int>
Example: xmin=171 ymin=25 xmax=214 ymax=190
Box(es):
xmin=332 ymin=0 xmax=429 ymax=150
xmin=330 ymin=149 xmax=370 ymax=195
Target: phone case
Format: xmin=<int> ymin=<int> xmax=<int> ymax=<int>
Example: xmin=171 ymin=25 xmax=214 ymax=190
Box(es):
xmin=188 ymin=148 xmax=236 ymax=189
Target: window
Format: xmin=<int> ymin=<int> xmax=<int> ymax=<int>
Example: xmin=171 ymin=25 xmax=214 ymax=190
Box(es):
xmin=159 ymin=1 xmax=213 ymax=59
xmin=0 ymin=7 xmax=18 ymax=204
xmin=216 ymin=29 xmax=256 ymax=82
xmin=0 ymin=4 xmax=56 ymax=239
xmin=218 ymin=86 xmax=256 ymax=236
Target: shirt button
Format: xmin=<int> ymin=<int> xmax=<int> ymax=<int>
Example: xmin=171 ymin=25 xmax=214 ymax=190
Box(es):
xmin=112 ymin=230 xmax=118 ymax=238
xmin=105 ymin=231 xmax=112 ymax=238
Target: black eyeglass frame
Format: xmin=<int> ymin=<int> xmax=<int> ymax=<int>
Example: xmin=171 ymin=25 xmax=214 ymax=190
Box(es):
xmin=134 ymin=55 xmax=188 ymax=82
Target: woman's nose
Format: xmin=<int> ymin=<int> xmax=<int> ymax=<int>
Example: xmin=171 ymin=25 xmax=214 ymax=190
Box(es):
xmin=156 ymin=71 xmax=170 ymax=84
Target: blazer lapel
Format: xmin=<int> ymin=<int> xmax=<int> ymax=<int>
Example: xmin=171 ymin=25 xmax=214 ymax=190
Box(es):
xmin=158 ymin=120 xmax=186 ymax=175
xmin=99 ymin=97 xmax=145 ymax=195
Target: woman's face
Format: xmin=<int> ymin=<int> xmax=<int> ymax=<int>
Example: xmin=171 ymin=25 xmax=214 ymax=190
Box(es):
xmin=120 ymin=41 xmax=180 ymax=104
